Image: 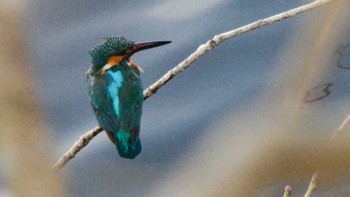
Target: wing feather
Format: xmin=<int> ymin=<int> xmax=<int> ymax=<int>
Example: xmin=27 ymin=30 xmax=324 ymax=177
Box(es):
xmin=87 ymin=70 xmax=120 ymax=133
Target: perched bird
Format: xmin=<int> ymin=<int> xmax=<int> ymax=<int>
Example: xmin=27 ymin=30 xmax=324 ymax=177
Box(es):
xmin=87 ymin=36 xmax=171 ymax=159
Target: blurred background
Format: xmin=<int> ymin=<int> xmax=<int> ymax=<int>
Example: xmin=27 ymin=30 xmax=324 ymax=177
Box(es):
xmin=1 ymin=0 xmax=350 ymax=196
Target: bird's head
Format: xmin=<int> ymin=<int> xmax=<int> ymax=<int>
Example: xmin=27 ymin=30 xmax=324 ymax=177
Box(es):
xmin=89 ymin=36 xmax=171 ymax=74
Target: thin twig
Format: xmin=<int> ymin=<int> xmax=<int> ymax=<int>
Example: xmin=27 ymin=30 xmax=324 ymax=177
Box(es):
xmin=143 ymin=0 xmax=336 ymax=99
xmin=303 ymin=112 xmax=350 ymax=195
xmin=52 ymin=127 xmax=103 ymax=170
xmin=304 ymin=172 xmax=318 ymax=197
xmin=53 ymin=0 xmax=337 ymax=170
xmin=283 ymin=185 xmax=292 ymax=197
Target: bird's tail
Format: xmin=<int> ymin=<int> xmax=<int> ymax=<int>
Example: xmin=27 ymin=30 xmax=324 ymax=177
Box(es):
xmin=115 ymin=130 xmax=141 ymax=159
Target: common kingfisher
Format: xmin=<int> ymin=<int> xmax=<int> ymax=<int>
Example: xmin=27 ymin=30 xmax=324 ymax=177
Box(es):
xmin=87 ymin=36 xmax=171 ymax=159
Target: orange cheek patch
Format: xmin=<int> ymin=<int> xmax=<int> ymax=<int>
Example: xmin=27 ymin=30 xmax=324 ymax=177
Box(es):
xmin=98 ymin=56 xmax=125 ymax=75
xmin=108 ymin=55 xmax=124 ymax=66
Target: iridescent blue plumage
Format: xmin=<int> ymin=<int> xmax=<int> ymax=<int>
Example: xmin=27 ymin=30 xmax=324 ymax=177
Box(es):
xmin=87 ymin=36 xmax=170 ymax=159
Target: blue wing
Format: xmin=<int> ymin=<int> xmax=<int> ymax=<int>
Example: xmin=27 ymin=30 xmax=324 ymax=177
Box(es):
xmin=87 ymin=69 xmax=121 ymax=138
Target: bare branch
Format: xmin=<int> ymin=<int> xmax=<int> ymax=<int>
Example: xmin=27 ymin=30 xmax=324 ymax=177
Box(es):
xmin=52 ymin=127 xmax=103 ymax=170
xmin=304 ymin=173 xmax=318 ymax=197
xmin=143 ymin=0 xmax=336 ymax=99
xmin=53 ymin=0 xmax=338 ymax=170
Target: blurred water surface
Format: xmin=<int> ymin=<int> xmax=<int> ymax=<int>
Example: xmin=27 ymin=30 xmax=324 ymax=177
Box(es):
xmin=23 ymin=0 xmax=350 ymax=196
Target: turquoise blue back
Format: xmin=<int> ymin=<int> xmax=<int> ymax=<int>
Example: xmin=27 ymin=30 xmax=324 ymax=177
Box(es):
xmin=87 ymin=38 xmax=143 ymax=159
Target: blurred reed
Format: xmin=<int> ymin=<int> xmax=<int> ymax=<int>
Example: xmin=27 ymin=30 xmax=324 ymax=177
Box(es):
xmin=0 ymin=1 xmax=65 ymax=196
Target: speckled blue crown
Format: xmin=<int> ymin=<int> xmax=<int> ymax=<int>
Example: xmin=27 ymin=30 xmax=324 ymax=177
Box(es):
xmin=90 ymin=36 xmax=134 ymax=67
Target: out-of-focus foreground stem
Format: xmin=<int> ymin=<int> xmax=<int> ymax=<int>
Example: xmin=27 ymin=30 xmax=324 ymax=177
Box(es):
xmin=0 ymin=1 xmax=65 ymax=196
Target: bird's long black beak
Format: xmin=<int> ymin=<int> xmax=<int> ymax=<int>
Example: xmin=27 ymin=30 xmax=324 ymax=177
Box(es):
xmin=126 ymin=41 xmax=171 ymax=57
